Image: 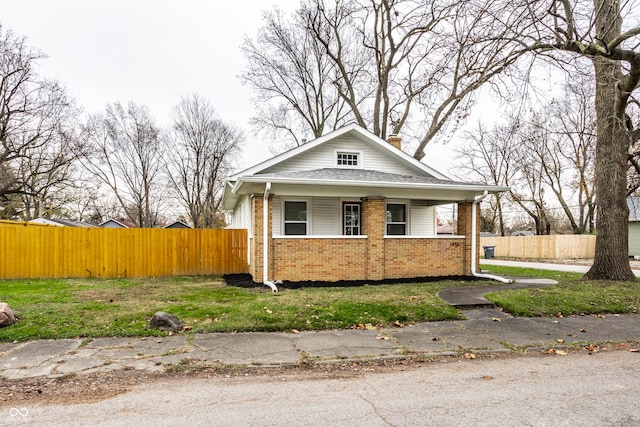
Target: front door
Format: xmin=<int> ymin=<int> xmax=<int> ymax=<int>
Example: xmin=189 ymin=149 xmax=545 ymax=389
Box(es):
xmin=343 ymin=203 xmax=361 ymax=235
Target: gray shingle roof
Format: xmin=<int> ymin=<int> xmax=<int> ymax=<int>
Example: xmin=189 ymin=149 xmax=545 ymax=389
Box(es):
xmin=255 ymin=168 xmax=483 ymax=187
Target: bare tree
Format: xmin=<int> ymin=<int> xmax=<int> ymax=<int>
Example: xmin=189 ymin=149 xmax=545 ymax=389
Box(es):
xmin=458 ymin=76 xmax=597 ymax=237
xmin=456 ymin=121 xmax=518 ymax=236
xmin=0 ymin=24 xmax=79 ymax=210
xmin=244 ymin=0 xmax=536 ymax=157
xmin=80 ymin=102 xmax=166 ymax=228
xmin=166 ymin=94 xmax=243 ymax=228
xmin=242 ymin=8 xmax=348 ymax=148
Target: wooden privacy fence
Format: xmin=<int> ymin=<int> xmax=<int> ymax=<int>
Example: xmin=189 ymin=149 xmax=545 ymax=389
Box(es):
xmin=0 ymin=221 xmax=248 ymax=279
xmin=480 ymin=235 xmax=596 ymax=259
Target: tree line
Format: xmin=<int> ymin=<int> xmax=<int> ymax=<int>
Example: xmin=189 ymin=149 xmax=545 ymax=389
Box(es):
xmin=0 ymin=25 xmax=242 ymax=228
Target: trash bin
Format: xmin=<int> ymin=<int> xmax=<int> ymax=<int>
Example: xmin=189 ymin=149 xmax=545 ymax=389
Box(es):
xmin=483 ymin=246 xmax=495 ymax=259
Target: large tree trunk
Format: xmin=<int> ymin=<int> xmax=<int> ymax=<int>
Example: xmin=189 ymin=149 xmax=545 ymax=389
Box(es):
xmin=584 ymin=56 xmax=635 ymax=281
xmin=584 ymin=0 xmax=635 ymax=281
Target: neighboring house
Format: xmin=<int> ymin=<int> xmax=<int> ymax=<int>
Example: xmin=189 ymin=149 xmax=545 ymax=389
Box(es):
xmin=164 ymin=220 xmax=192 ymax=229
xmin=628 ymin=197 xmax=640 ymax=257
xmin=99 ymin=218 xmax=135 ymax=228
xmin=28 ymin=218 xmax=99 ymax=228
xmin=222 ymin=124 xmax=509 ymax=283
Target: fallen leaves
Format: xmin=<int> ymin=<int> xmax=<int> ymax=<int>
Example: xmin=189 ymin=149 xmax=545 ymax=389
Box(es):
xmin=584 ymin=343 xmax=599 ymax=353
xmin=492 ymin=317 xmax=501 ymax=322
xmin=464 ymin=352 xmax=476 ymax=359
xmin=557 ymin=339 xmax=565 ymax=344
xmin=547 ymin=348 xmax=568 ymax=356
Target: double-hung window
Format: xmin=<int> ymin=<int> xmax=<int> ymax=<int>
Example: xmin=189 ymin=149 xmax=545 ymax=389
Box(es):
xmin=284 ymin=200 xmax=308 ymax=235
xmin=386 ymin=203 xmax=407 ymax=235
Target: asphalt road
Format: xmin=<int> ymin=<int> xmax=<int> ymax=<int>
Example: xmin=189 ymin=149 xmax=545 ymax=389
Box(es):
xmin=5 ymin=350 xmax=639 ymax=427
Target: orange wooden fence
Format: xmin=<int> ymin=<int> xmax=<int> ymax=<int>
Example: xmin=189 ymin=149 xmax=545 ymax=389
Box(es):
xmin=480 ymin=235 xmax=596 ymax=259
xmin=0 ymin=221 xmax=248 ymax=279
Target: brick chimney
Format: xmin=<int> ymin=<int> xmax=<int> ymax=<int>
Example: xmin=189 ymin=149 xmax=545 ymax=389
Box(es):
xmin=388 ymin=134 xmax=401 ymax=150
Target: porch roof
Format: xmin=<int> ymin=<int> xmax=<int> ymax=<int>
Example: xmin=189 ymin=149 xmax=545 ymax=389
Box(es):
xmin=224 ymin=168 xmax=509 ymax=209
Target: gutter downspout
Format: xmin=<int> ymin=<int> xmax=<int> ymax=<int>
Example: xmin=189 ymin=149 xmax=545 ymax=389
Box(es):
xmin=471 ymin=191 xmax=512 ymax=283
xmin=262 ymin=183 xmax=278 ymax=293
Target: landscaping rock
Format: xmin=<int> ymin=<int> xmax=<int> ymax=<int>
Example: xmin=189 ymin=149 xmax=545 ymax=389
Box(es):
xmin=149 ymin=312 xmax=182 ymax=331
xmin=0 ymin=302 xmax=16 ymax=327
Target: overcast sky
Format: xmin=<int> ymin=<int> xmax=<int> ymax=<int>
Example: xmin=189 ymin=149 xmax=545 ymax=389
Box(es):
xmin=2 ymin=0 xmax=460 ymax=172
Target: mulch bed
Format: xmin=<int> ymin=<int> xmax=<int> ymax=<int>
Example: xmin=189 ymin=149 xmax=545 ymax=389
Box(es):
xmin=223 ymin=274 xmax=479 ymax=290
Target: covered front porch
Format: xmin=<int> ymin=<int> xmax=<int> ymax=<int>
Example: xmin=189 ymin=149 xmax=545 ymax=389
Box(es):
xmin=250 ymin=196 xmax=477 ymax=282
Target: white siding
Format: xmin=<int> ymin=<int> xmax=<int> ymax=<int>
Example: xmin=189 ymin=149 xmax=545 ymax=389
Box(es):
xmin=410 ymin=202 xmax=436 ymax=236
xmin=231 ymin=195 xmax=251 ymax=232
xmin=630 ymin=222 xmax=640 ymax=257
xmin=272 ymin=195 xmax=281 ymax=236
xmin=262 ymin=136 xmax=417 ymax=175
xmin=312 ymin=197 xmax=341 ymax=235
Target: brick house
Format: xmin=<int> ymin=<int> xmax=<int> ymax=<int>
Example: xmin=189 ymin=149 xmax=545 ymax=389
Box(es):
xmin=222 ymin=124 xmax=508 ymax=284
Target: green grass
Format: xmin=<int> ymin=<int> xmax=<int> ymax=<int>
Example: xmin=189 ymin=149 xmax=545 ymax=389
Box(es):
xmin=0 ymin=276 xmax=466 ymax=342
xmin=2 ymin=267 xmax=639 ymax=342
xmin=481 ymin=264 xmax=640 ymax=317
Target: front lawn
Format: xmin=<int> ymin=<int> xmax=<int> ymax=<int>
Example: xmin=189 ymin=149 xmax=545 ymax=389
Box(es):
xmin=2 ymin=267 xmax=639 ymax=342
xmin=481 ymin=264 xmax=640 ymax=317
xmin=0 ymin=276 xmax=466 ymax=342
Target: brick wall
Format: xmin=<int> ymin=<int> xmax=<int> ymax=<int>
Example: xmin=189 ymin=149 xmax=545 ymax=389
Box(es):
xmin=456 ymin=202 xmax=477 ymax=275
xmin=384 ymin=238 xmax=467 ymax=277
xmin=362 ymin=197 xmax=385 ymax=281
xmin=272 ymin=238 xmax=367 ymax=281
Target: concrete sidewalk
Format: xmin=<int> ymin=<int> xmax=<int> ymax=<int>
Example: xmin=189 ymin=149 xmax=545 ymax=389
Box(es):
xmin=480 ymin=258 xmax=640 ymax=277
xmin=2 ymin=309 xmax=638 ymax=380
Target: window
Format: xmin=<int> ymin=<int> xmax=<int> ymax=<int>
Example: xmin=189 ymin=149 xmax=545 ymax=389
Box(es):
xmin=337 ymin=151 xmax=359 ymax=167
xmin=343 ymin=203 xmax=361 ymax=235
xmin=284 ymin=201 xmax=308 ymax=235
xmin=386 ymin=203 xmax=407 ymax=235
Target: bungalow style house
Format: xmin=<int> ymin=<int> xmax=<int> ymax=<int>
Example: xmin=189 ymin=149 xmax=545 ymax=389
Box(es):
xmin=222 ymin=124 xmax=508 ymax=284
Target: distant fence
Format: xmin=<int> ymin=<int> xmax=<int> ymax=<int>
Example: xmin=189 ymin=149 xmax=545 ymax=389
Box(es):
xmin=0 ymin=221 xmax=248 ymax=279
xmin=480 ymin=235 xmax=596 ymax=259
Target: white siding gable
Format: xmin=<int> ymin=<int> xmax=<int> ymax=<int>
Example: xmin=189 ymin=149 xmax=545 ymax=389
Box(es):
xmin=260 ymin=136 xmax=421 ymax=176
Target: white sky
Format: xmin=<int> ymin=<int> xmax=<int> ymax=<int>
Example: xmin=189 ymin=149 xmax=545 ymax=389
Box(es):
xmin=2 ymin=0 xmax=464 ymax=173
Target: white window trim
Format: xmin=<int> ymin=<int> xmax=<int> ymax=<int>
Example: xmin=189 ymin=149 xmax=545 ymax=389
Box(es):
xmin=334 ymin=149 xmax=363 ymax=168
xmin=282 ymin=198 xmax=312 ymax=236
xmin=385 ymin=200 xmax=410 ymax=236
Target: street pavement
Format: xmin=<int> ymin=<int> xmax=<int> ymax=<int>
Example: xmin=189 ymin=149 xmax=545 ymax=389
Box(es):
xmin=1 ymin=260 xmax=639 ymax=381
